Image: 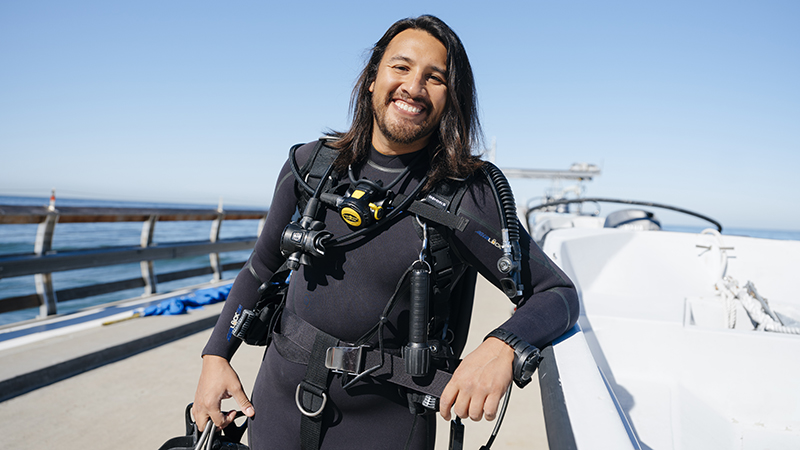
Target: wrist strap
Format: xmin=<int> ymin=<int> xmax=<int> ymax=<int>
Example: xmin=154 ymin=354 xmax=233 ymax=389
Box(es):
xmin=485 ymin=328 xmax=541 ymax=388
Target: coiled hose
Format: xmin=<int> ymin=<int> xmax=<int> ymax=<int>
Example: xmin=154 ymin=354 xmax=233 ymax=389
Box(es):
xmin=482 ymin=162 xmax=520 ymax=241
xmin=481 ymin=162 xmax=523 ymax=299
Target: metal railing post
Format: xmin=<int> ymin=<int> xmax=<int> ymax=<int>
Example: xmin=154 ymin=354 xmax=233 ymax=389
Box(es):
xmin=34 ymin=209 xmax=59 ymax=317
xmin=140 ymin=215 xmax=158 ymax=295
xmin=0 ymin=202 xmax=267 ymax=315
xmin=209 ymin=200 xmax=224 ymax=281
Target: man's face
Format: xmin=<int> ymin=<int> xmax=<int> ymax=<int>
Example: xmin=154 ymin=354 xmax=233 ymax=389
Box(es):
xmin=369 ymin=29 xmax=448 ymax=154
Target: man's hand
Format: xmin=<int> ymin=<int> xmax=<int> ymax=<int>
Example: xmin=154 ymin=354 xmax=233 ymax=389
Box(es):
xmin=192 ymin=355 xmax=255 ymax=431
xmin=439 ymin=337 xmax=514 ymax=421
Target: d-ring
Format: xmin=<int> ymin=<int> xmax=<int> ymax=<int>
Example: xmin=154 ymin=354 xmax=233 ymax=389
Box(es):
xmin=295 ymin=384 xmax=327 ymax=417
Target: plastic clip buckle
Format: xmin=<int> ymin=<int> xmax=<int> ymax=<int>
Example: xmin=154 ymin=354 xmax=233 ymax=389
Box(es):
xmin=230 ymin=309 xmax=255 ymax=340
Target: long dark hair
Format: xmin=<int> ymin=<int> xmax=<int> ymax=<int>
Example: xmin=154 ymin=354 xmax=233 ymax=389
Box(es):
xmin=331 ymin=15 xmax=483 ymax=189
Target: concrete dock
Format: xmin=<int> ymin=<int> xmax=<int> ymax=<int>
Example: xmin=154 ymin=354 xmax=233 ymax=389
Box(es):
xmin=0 ymin=276 xmax=548 ymax=449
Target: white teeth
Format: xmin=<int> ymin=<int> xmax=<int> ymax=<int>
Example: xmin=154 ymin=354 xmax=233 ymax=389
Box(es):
xmin=395 ymin=100 xmax=422 ymax=114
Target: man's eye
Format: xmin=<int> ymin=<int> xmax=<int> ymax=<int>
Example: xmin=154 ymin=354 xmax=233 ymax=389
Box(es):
xmin=429 ymin=75 xmax=445 ymax=85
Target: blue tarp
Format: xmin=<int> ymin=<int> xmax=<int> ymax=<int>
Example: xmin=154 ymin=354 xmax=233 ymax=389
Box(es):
xmin=142 ymin=284 xmax=232 ymax=316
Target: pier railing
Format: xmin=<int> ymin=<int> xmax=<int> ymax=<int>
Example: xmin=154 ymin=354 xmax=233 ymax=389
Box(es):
xmin=0 ymin=204 xmax=268 ymax=317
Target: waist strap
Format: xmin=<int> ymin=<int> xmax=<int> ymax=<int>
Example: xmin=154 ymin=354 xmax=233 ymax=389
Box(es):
xmin=273 ymin=309 xmax=453 ymax=401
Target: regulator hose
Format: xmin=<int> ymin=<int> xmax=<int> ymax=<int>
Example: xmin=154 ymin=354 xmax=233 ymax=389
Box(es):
xmin=481 ymin=162 xmax=523 ymax=299
xmin=481 ymin=162 xmax=520 ymax=241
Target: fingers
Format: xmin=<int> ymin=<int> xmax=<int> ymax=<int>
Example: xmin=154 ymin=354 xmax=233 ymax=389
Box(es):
xmin=438 ymin=339 xmax=515 ymax=422
xmin=191 ymin=403 xmax=209 ymax=431
xmin=194 ymin=355 xmax=255 ymax=431
xmin=439 ymin=383 xmax=457 ymax=421
xmin=455 ymin=385 xmax=487 ymax=422
xmin=209 ymin=408 xmax=231 ymax=430
xmin=192 ymin=403 xmax=226 ymax=432
xmin=467 ymin=391 xmax=488 ymax=421
xmin=440 ymin=377 xmax=487 ymax=422
xmin=482 ymin=388 xmax=506 ymax=421
xmin=444 ymin=384 xmax=506 ymax=422
xmin=232 ymin=386 xmax=255 ymax=418
xmin=193 ymin=393 xmax=230 ymax=431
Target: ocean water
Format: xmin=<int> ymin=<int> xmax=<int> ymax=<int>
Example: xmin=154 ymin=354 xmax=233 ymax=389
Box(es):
xmin=2 ymin=196 xmax=799 ymax=326
xmin=663 ymin=224 xmax=800 ymax=241
xmin=0 ymin=196 xmax=265 ymax=326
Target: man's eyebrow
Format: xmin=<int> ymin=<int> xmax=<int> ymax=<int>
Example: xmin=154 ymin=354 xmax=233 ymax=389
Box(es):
xmin=386 ymin=55 xmax=447 ymax=75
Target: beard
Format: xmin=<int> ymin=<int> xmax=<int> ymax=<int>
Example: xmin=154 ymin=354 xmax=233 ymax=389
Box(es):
xmin=372 ymin=92 xmax=438 ymax=145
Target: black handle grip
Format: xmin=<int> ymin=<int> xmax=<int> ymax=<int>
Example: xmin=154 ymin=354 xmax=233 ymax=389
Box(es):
xmin=408 ymin=268 xmax=429 ymax=344
xmin=405 ymin=267 xmax=430 ymax=376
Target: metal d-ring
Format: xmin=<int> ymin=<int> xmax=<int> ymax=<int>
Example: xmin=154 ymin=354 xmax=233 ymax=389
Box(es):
xmin=295 ymin=384 xmax=327 ymax=418
xmin=411 ymin=259 xmax=432 ymax=273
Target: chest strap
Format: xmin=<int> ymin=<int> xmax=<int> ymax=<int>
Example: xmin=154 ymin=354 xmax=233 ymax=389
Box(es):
xmin=274 ymin=309 xmax=453 ymax=402
xmin=275 ymin=309 xmax=453 ymax=449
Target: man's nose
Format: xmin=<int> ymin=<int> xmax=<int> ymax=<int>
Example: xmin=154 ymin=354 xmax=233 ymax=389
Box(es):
xmin=401 ymin=71 xmax=426 ymax=97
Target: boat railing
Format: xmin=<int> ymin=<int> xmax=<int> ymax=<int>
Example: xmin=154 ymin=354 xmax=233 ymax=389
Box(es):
xmin=0 ymin=204 xmax=268 ymax=317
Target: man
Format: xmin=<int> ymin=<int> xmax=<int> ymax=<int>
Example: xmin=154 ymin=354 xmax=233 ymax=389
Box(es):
xmin=194 ymin=15 xmax=578 ymax=450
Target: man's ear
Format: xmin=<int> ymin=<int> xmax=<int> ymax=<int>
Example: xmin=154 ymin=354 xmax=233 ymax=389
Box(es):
xmin=369 ymin=81 xmax=375 ymax=93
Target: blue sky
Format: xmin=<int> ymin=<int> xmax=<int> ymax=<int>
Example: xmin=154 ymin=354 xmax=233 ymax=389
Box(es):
xmin=1 ymin=1 xmax=798 ymax=230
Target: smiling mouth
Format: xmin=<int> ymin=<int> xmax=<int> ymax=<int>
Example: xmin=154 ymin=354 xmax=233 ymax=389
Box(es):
xmin=393 ymin=99 xmax=424 ymax=114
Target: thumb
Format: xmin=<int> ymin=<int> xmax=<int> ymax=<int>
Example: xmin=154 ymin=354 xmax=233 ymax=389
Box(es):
xmin=232 ymin=388 xmax=255 ymax=417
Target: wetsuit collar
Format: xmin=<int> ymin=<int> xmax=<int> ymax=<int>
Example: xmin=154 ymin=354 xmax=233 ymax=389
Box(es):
xmin=368 ymin=144 xmax=428 ymax=171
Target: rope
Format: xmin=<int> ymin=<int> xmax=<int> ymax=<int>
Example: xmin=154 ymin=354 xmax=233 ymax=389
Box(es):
xmin=702 ymin=229 xmax=800 ymax=335
xmin=717 ymin=277 xmax=800 ymax=334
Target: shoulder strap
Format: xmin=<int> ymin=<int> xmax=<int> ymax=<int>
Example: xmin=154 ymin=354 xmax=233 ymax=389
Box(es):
xmin=297 ymin=138 xmax=340 ymax=214
xmin=401 ymin=177 xmax=471 ymax=231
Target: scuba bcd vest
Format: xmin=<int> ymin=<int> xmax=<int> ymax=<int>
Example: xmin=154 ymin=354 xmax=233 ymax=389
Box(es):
xmin=288 ymin=138 xmax=495 ymax=360
xmin=231 ymin=138 xmax=525 ymax=450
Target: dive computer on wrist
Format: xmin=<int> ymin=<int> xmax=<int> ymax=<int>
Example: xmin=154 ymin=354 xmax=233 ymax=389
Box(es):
xmin=485 ymin=328 xmax=542 ymax=388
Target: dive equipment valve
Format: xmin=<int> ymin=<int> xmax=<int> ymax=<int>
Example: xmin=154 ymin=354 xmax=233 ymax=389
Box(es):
xmin=280 ymin=213 xmax=331 ymax=270
xmin=280 ymin=156 xmax=336 ymax=270
xmin=320 ymin=179 xmax=392 ymax=229
xmin=289 ymin=142 xmax=428 ymax=245
xmin=405 ymin=217 xmax=431 ymax=377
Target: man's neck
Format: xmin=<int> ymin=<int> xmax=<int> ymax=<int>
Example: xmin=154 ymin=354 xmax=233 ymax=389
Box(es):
xmin=371 ymin=131 xmax=430 ymax=156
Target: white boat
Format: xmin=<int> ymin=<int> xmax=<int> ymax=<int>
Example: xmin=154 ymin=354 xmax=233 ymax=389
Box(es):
xmin=514 ymin=164 xmax=800 ymax=450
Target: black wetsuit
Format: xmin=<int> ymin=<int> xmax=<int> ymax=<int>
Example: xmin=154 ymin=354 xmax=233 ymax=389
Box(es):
xmin=203 ymin=142 xmax=579 ymax=450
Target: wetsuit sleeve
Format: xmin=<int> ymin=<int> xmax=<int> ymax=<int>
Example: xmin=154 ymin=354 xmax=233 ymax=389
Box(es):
xmin=201 ymin=142 xmax=316 ymax=359
xmin=450 ymin=176 xmax=580 ymax=349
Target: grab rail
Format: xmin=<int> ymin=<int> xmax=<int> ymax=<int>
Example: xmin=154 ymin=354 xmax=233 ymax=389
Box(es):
xmin=0 ymin=204 xmax=268 ymax=317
